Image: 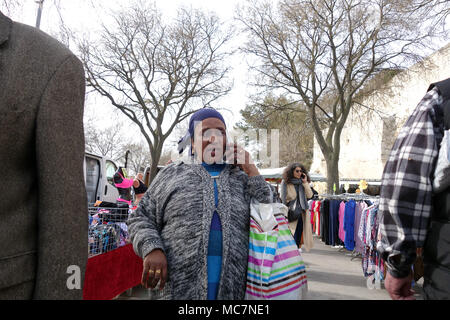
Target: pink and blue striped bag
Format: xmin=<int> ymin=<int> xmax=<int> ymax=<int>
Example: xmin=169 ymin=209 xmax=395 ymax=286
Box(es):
xmin=245 ymin=197 xmax=308 ymax=300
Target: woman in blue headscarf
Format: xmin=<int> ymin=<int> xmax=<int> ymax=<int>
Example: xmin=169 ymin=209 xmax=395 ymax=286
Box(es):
xmin=127 ymin=108 xmax=276 ymax=300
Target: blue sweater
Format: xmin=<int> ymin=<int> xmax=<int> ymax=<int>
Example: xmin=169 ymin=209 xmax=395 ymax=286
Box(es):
xmin=202 ymin=162 xmax=225 ymax=300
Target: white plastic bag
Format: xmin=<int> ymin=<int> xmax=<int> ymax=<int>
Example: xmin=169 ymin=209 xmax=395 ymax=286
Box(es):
xmin=250 ymin=198 xmax=279 ymax=232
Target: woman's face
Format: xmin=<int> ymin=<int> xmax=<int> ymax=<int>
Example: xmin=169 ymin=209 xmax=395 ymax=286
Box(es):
xmin=293 ymin=166 xmax=303 ymax=179
xmin=192 ymin=117 xmax=227 ymax=164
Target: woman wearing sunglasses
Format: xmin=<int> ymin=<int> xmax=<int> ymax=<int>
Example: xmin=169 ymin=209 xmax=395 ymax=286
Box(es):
xmin=281 ymin=163 xmax=314 ymax=249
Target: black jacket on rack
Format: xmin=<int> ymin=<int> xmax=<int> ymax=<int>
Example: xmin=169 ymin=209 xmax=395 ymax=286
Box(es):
xmin=320 ymin=200 xmax=330 ymax=245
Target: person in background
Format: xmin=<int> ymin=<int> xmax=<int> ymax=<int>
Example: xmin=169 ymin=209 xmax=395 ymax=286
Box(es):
xmin=127 ymin=108 xmax=276 ymax=300
xmin=280 ymin=163 xmax=314 ymax=248
xmin=377 ymin=78 xmax=450 ymax=300
xmin=310 ymin=182 xmax=319 ymax=200
xmin=132 ymin=172 xmax=148 ymax=205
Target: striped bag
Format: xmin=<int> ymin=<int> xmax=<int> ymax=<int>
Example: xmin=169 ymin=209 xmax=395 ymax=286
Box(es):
xmin=245 ymin=199 xmax=308 ymax=300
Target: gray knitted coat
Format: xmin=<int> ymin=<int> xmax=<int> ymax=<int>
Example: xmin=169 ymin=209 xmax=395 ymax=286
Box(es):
xmin=127 ymin=161 xmax=274 ymax=300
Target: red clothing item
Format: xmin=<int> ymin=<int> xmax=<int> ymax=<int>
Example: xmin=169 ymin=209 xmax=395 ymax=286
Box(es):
xmin=83 ymin=244 xmax=142 ymax=300
xmin=310 ymin=201 xmax=316 ymax=233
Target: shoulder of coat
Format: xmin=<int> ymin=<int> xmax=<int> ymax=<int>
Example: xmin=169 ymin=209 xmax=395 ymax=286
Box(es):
xmin=10 ymin=20 xmax=76 ymax=66
xmin=158 ymin=162 xmax=181 ymax=176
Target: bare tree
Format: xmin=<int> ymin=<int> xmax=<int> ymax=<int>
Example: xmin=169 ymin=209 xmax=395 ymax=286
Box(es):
xmin=401 ymin=0 xmax=450 ymax=33
xmin=78 ymin=2 xmax=233 ymax=182
xmin=237 ymin=0 xmax=447 ymax=192
xmin=117 ymin=142 xmax=152 ymax=176
xmin=0 ymin=0 xmax=19 ymax=14
xmin=84 ymin=116 xmax=126 ymax=161
xmin=0 ymin=0 xmax=22 ymax=17
xmin=50 ymin=0 xmax=101 ymax=48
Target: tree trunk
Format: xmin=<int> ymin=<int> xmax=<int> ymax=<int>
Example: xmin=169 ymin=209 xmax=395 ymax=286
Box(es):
xmin=148 ymin=143 xmax=163 ymax=184
xmin=148 ymin=158 xmax=159 ymax=185
xmin=325 ymin=154 xmax=340 ymax=194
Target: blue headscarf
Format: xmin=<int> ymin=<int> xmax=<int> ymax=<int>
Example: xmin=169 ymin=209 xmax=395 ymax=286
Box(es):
xmin=178 ymin=108 xmax=226 ymax=155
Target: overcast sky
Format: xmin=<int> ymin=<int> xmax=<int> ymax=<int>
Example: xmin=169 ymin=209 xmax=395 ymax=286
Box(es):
xmin=3 ymin=0 xmax=257 ymax=149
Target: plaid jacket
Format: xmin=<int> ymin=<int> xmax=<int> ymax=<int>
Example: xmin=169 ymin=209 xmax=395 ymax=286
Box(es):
xmin=377 ymin=86 xmax=445 ymax=278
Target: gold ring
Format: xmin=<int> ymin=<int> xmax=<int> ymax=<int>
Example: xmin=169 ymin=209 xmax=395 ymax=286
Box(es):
xmin=155 ymin=269 xmax=161 ymax=274
xmin=148 ymin=270 xmax=154 ymax=274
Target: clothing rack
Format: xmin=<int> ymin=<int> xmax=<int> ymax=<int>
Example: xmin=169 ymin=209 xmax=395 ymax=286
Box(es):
xmin=316 ymin=192 xmax=379 ymax=256
xmin=318 ymin=192 xmax=380 ymax=202
xmin=310 ymin=193 xmax=382 ymax=283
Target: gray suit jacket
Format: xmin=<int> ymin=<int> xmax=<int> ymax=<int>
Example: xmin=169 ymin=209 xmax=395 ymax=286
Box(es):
xmin=0 ymin=12 xmax=88 ymax=299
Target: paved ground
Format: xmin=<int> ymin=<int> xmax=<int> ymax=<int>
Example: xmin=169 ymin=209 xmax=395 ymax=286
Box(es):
xmin=118 ymin=235 xmax=424 ymax=300
xmin=301 ymin=235 xmax=424 ymax=300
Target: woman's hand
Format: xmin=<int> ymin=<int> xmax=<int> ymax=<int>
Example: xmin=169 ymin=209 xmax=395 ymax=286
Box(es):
xmin=301 ymin=174 xmax=308 ymax=184
xmin=141 ymin=249 xmax=168 ymax=290
xmin=225 ymin=143 xmax=259 ymax=176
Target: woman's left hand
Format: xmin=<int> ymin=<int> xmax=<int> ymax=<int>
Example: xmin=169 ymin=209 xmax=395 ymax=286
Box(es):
xmin=225 ymin=143 xmax=259 ymax=177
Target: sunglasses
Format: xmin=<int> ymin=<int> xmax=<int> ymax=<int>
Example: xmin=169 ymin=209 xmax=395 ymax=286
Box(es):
xmin=295 ymin=169 xmax=303 ymax=173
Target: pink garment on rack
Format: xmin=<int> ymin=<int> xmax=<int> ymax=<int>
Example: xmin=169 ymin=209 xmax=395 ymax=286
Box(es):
xmin=338 ymin=201 xmax=346 ymax=242
xmin=315 ymin=201 xmax=321 ymax=236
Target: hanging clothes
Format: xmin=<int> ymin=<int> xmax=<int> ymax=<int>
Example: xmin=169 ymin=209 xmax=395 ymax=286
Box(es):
xmin=343 ymin=200 xmax=356 ymax=251
xmin=321 ymin=199 xmax=330 ymax=245
xmin=309 ymin=200 xmax=321 ymax=236
xmin=354 ymin=201 xmax=368 ymax=254
xmin=329 ymin=200 xmax=342 ymax=247
xmin=358 ymin=203 xmax=384 ymax=280
xmin=314 ymin=200 xmax=321 ymax=236
xmin=312 ymin=195 xmax=383 ymax=290
xmin=338 ymin=201 xmax=346 ymax=243
xmin=309 ymin=200 xmax=316 ymax=234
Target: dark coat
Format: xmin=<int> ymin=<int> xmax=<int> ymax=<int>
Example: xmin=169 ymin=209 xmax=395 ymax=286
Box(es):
xmin=423 ymin=78 xmax=450 ymax=299
xmin=0 ymin=12 xmax=88 ymax=299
